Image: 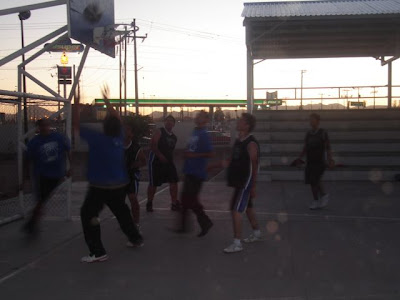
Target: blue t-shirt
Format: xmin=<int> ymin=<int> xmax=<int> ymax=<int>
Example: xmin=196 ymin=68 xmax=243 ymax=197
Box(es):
xmin=80 ymin=126 xmax=128 ymax=187
xmin=27 ymin=132 xmax=70 ymax=178
xmin=183 ymin=127 xmax=213 ymax=180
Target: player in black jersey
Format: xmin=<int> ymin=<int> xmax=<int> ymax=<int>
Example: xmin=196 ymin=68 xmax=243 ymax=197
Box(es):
xmin=124 ymin=121 xmax=146 ymax=229
xmin=298 ymin=113 xmax=334 ymax=210
xmin=223 ymin=113 xmax=262 ymax=253
xmin=147 ymin=115 xmax=180 ymax=212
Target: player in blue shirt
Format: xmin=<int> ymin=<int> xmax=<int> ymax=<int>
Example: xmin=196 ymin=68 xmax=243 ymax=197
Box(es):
xmin=24 ymin=118 xmax=71 ymax=234
xmin=174 ymin=111 xmax=214 ymax=237
xmin=79 ymin=85 xmax=143 ymax=263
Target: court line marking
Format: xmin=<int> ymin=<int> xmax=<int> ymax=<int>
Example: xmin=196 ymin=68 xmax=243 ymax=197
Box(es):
xmin=0 ymin=171 xmax=224 ymax=284
xmin=0 ymin=231 xmax=83 ymax=285
xmin=151 ymin=208 xmax=400 ymax=222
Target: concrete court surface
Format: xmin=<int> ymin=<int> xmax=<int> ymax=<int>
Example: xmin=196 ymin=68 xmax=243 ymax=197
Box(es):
xmin=1 ymin=178 xmax=400 ymax=300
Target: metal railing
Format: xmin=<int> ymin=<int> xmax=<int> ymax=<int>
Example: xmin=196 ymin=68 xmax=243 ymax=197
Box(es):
xmin=254 ymin=85 xmax=400 ymax=110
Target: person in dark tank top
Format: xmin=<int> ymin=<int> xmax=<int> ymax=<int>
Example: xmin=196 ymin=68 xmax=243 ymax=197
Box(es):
xmin=207 ymin=113 xmax=262 ymax=253
xmin=124 ymin=120 xmax=146 ymax=232
xmin=298 ymin=113 xmax=334 ymax=210
xmin=146 ymin=115 xmax=180 ymax=212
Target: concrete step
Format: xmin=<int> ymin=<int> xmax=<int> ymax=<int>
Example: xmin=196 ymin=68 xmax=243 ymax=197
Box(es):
xmin=257 ymin=120 xmax=400 ymax=131
xmin=261 ymin=141 xmax=400 ymax=153
xmin=254 ymin=130 xmax=400 ymax=141
xmin=258 ymin=166 xmax=400 ymax=181
xmin=260 ymin=153 xmax=400 ymax=167
xmin=253 ymin=109 xmax=400 ymax=121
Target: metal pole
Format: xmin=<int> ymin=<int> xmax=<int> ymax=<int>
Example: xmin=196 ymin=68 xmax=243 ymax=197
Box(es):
xmin=119 ymin=43 xmax=122 ymax=115
xmin=373 ymin=87 xmax=376 ymax=109
xmin=20 ymin=19 xmax=28 ymax=140
xmin=388 ymin=61 xmax=392 ymax=108
xmin=17 ymin=67 xmax=25 ymax=217
xmin=133 ymin=19 xmax=139 ymax=115
xmin=300 ymin=70 xmax=306 ymax=110
xmin=246 ymin=34 xmax=253 ymax=113
xmin=124 ymin=26 xmax=127 ymax=116
xmin=65 ymin=69 xmax=71 ymax=221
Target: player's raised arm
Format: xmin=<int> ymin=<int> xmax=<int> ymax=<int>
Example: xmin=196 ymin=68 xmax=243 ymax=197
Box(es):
xmin=101 ymin=84 xmax=120 ymax=120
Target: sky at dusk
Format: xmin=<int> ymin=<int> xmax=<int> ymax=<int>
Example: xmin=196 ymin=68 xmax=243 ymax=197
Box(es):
xmin=0 ymin=0 xmax=399 ymax=106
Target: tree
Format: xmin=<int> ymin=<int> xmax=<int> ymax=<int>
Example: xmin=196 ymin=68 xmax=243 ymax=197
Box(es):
xmin=122 ymin=115 xmax=152 ymax=142
xmin=214 ymin=107 xmax=225 ymax=123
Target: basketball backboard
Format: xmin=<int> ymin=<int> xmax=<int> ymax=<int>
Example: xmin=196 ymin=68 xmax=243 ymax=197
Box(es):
xmin=67 ymin=0 xmax=115 ymax=58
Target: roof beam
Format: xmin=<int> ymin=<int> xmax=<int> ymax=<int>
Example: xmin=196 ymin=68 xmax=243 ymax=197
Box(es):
xmin=0 ymin=0 xmax=66 ymax=16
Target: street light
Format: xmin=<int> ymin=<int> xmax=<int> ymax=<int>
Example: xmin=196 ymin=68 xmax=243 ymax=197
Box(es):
xmin=300 ymin=70 xmax=307 ymax=110
xmin=19 ymin=10 xmax=31 ymax=138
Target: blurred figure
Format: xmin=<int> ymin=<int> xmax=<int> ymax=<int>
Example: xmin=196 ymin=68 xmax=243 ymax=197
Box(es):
xmin=297 ymin=113 xmax=334 ymax=210
xmin=124 ymin=121 xmax=146 ymax=231
xmin=147 ymin=115 xmax=180 ymax=212
xmin=174 ymin=111 xmax=214 ymax=237
xmin=79 ymin=85 xmax=143 ymax=263
xmin=23 ymin=118 xmax=71 ymax=234
xmin=224 ymin=113 xmax=261 ymax=253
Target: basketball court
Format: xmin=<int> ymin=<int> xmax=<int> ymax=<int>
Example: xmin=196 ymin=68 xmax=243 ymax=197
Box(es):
xmin=1 ymin=177 xmax=400 ymax=300
xmin=1 ymin=0 xmax=400 ymax=299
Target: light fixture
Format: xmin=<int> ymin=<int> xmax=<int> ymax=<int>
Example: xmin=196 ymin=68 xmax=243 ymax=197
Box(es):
xmin=60 ymin=51 xmax=68 ymax=65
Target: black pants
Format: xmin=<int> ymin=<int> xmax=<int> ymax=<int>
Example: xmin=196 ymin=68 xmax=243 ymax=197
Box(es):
xmin=180 ymin=175 xmax=211 ymax=229
xmin=25 ymin=176 xmax=61 ymax=231
xmin=80 ymin=185 xmax=142 ymax=256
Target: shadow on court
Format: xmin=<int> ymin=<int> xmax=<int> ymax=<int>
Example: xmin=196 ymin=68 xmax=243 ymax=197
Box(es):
xmin=1 ymin=180 xmax=400 ymax=300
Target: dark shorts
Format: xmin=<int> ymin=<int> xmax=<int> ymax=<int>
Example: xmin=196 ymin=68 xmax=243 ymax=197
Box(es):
xmin=181 ymin=174 xmax=204 ymax=211
xmin=126 ymin=176 xmax=140 ymax=196
xmin=35 ymin=176 xmax=62 ymax=203
xmin=305 ymin=164 xmax=326 ymax=185
xmin=148 ymin=153 xmax=178 ymax=187
xmin=230 ymin=180 xmax=254 ymax=213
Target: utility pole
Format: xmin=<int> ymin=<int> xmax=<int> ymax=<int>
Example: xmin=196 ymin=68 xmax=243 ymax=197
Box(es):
xmin=131 ymin=19 xmax=147 ymax=115
xmin=124 ymin=26 xmax=128 ymax=116
xmin=300 ymin=70 xmax=306 ymax=110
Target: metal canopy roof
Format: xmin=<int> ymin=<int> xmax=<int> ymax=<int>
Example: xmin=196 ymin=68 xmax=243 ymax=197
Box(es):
xmin=243 ymin=0 xmax=400 ymax=59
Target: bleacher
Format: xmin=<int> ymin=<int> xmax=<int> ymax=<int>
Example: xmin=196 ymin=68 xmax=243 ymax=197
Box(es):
xmin=253 ymin=110 xmax=400 ymax=181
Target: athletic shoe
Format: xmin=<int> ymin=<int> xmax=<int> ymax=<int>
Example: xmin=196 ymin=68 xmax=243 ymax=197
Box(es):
xmin=243 ymin=233 xmax=262 ymax=243
xmin=80 ymin=254 xmax=108 ymax=263
xmin=171 ymin=202 xmax=181 ymax=211
xmin=146 ymin=202 xmax=154 ymax=212
xmin=197 ymin=220 xmax=213 ymax=237
xmin=319 ymin=194 xmax=330 ymax=208
xmin=126 ymin=239 xmax=144 ymax=248
xmin=223 ymin=242 xmax=243 ymax=253
xmin=309 ymin=200 xmax=319 ymax=210
xmin=136 ymin=223 xmax=142 ymax=234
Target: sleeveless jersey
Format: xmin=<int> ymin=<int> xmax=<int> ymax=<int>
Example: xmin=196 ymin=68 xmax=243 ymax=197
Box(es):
xmin=227 ymin=135 xmax=260 ymax=188
xmin=125 ymin=141 xmax=142 ymax=177
xmin=305 ymin=128 xmax=329 ymax=165
xmin=156 ymin=127 xmax=177 ymax=163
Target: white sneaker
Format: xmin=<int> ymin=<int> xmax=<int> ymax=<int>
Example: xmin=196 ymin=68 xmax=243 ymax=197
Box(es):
xmin=223 ymin=242 xmax=243 ymax=253
xmin=80 ymin=254 xmax=108 ymax=263
xmin=309 ymin=200 xmax=319 ymax=210
xmin=319 ymin=194 xmax=329 ymax=208
xmin=136 ymin=224 xmax=142 ymax=234
xmin=126 ymin=240 xmax=144 ymax=248
xmin=243 ymin=234 xmax=262 ymax=243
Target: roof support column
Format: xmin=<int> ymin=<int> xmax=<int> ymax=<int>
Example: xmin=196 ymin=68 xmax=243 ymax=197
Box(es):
xmin=246 ymin=25 xmax=254 ymax=114
xmin=388 ymin=61 xmax=392 ymax=108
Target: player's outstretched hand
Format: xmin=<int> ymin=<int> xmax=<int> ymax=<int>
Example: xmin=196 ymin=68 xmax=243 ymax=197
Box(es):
xmin=101 ymin=84 xmax=110 ymax=100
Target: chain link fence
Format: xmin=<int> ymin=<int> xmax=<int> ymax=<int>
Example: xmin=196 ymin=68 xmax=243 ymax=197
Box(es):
xmin=0 ymin=101 xmax=20 ymax=224
xmin=0 ymin=99 xmax=71 ymax=225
